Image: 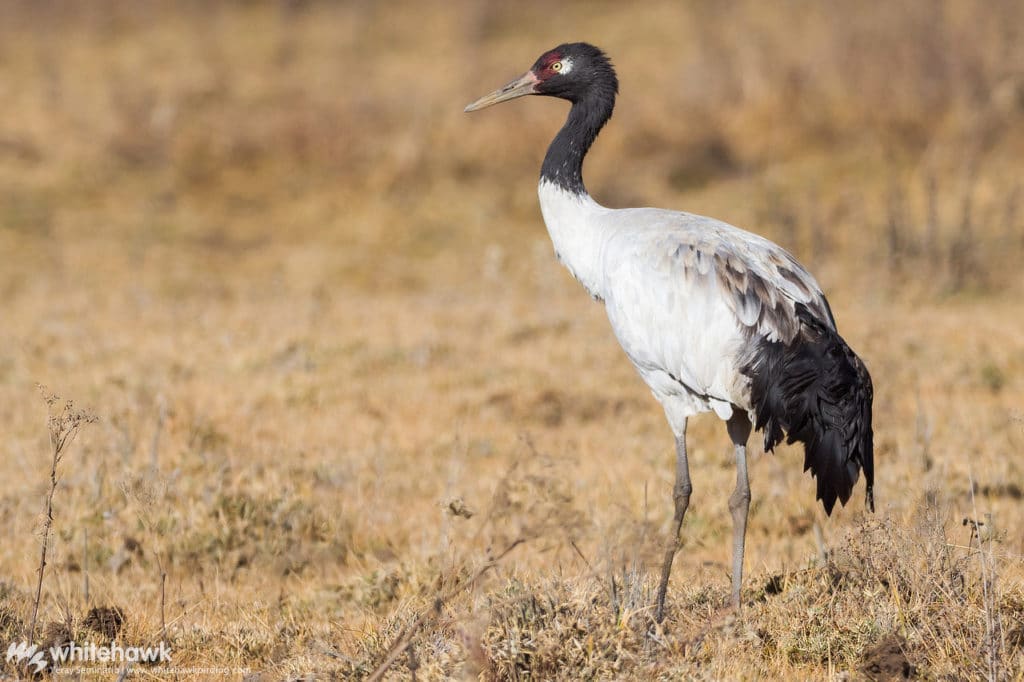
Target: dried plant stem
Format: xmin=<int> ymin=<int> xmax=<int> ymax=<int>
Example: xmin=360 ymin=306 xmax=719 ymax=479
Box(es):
xmin=159 ymin=562 xmax=168 ymax=642
xmin=29 ymin=435 xmax=62 ymax=643
xmin=150 ymin=397 xmax=166 ymax=472
xmin=29 ymin=388 xmax=96 ymax=643
xmin=967 ymin=466 xmax=1001 ymax=682
xmin=83 ymin=528 xmax=89 ymax=604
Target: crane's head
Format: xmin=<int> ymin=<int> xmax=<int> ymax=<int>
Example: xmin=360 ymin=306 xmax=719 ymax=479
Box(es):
xmin=464 ymin=42 xmax=618 ymax=112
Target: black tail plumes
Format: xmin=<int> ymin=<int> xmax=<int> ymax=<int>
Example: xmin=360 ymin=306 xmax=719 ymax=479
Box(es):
xmin=745 ymin=303 xmax=874 ymax=515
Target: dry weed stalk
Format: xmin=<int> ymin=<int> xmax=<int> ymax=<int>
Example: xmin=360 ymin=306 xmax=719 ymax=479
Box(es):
xmin=29 ymin=387 xmax=96 ymax=643
xmin=948 ymin=178 xmax=979 ymax=292
xmin=967 ymin=467 xmax=1004 ymax=682
xmin=158 ymin=555 xmax=167 ymax=643
xmin=82 ymin=528 xmax=89 ymax=604
xmin=924 ymin=174 xmax=940 ymax=266
xmin=150 ymin=396 xmax=166 ymax=472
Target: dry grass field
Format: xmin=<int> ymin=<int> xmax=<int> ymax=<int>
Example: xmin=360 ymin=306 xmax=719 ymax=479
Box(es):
xmin=1 ymin=1 xmax=1024 ymax=679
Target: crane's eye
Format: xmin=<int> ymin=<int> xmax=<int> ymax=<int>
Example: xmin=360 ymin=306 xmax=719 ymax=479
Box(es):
xmin=551 ymin=61 xmax=563 ymax=72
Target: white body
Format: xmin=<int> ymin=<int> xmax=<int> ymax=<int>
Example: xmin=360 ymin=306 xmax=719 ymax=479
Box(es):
xmin=538 ymin=180 xmax=832 ymax=437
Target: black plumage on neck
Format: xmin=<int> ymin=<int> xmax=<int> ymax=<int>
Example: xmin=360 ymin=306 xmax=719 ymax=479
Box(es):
xmin=540 ymin=90 xmax=615 ymax=196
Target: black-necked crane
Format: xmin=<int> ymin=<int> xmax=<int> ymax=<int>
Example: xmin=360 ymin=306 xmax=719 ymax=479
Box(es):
xmin=465 ymin=43 xmax=874 ymax=621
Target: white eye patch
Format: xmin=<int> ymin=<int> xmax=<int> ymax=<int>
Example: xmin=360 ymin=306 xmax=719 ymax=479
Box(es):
xmin=558 ymin=57 xmax=574 ymax=75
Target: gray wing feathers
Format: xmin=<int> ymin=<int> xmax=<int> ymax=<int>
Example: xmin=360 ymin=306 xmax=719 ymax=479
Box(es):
xmin=668 ymin=224 xmax=831 ymax=342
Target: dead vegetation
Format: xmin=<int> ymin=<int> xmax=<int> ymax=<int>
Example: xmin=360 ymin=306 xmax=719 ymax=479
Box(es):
xmin=1 ymin=0 xmax=1023 ymax=679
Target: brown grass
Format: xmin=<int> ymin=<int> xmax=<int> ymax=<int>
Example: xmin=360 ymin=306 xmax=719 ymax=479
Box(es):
xmin=1 ymin=1 xmax=1023 ymax=679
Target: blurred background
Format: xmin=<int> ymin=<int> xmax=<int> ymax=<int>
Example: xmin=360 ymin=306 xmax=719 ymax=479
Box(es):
xmin=1 ymin=1 xmax=1022 ymax=677
xmin=2 ymin=0 xmax=1023 ymax=298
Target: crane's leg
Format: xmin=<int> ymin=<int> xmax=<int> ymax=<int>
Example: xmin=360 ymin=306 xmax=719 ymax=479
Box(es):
xmin=726 ymin=411 xmax=752 ymax=610
xmin=655 ymin=419 xmax=690 ymax=623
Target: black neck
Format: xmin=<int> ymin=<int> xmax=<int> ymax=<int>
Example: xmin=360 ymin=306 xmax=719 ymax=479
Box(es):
xmin=540 ymin=93 xmax=614 ymax=196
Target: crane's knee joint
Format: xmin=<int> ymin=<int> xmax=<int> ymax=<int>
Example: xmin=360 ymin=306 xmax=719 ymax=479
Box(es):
xmin=728 ymin=489 xmax=750 ymax=512
xmin=673 ymin=483 xmax=692 ymax=504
